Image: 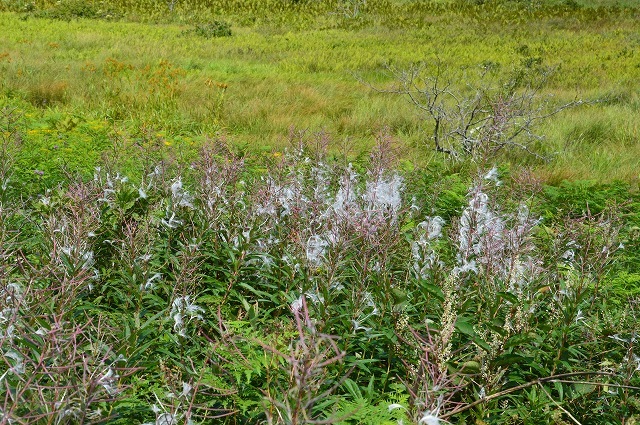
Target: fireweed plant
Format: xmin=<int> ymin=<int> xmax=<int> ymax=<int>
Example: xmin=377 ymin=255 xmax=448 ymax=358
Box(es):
xmin=0 ymin=135 xmax=638 ymax=424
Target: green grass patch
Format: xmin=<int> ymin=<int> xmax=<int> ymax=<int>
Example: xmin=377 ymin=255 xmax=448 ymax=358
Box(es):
xmin=1 ymin=1 xmax=639 ymax=181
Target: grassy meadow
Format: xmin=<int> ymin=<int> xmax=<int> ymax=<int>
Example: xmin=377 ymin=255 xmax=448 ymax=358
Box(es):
xmin=1 ymin=0 xmax=640 ymax=182
xmin=0 ymin=0 xmax=639 ymax=424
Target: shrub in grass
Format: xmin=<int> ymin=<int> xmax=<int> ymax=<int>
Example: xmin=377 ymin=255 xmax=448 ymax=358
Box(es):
xmin=26 ymin=0 xmax=119 ymax=20
xmin=188 ymin=21 xmax=232 ymax=38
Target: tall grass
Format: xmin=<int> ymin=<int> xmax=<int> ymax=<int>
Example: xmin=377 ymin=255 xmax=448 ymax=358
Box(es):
xmin=0 ymin=0 xmax=639 ymax=181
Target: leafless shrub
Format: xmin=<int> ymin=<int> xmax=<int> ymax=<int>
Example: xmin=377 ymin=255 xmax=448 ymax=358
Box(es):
xmin=366 ymin=62 xmax=584 ymax=161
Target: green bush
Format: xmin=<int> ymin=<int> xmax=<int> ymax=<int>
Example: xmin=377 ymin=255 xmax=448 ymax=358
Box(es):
xmin=191 ymin=20 xmax=232 ymax=38
xmin=25 ymin=0 xmax=119 ymax=20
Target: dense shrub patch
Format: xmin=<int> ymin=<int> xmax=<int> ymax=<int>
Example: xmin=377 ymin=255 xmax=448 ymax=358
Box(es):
xmin=0 ymin=131 xmax=638 ymax=423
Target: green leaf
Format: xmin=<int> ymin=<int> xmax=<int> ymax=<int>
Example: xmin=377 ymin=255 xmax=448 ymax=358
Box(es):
xmin=572 ymin=382 xmax=596 ymax=397
xmin=139 ymin=310 xmax=167 ymax=331
xmin=493 ymin=353 xmax=530 ymax=367
xmin=235 ymin=292 xmax=251 ymax=312
xmin=459 ymin=296 xmax=476 ymax=312
xmin=504 ymin=332 xmax=536 ymax=350
xmin=458 ymin=360 xmax=481 ymax=374
xmin=421 ymin=282 xmax=444 ymax=301
xmin=554 ymin=381 xmax=564 ymax=401
xmin=391 ymin=288 xmax=408 ymax=305
xmin=474 ymin=336 xmax=491 ymax=352
xmin=497 ymin=291 xmax=518 ymax=304
xmin=455 ymin=319 xmax=475 ymax=336
xmin=401 ymin=220 xmax=416 ymax=233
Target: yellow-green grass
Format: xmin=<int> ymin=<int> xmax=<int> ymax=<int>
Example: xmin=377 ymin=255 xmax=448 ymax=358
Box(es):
xmin=1 ymin=4 xmax=639 ymax=182
xmin=540 ymin=100 xmax=640 ymax=184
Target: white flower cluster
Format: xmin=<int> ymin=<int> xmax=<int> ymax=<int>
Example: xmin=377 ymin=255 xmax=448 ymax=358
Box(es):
xmin=170 ymin=178 xmax=194 ymax=209
xmin=250 ymin=154 xmax=405 ymax=271
xmin=412 ymin=216 xmax=446 ymax=279
xmin=170 ymin=296 xmax=204 ymax=338
xmin=95 ymin=169 xmax=129 ymax=205
xmin=456 ymin=185 xmax=505 ymax=275
xmin=455 ymin=175 xmax=541 ymax=286
xmin=0 ymin=282 xmax=22 ymax=339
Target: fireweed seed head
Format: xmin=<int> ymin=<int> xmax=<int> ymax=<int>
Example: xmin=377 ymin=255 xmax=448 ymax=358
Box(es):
xmin=306 ymin=235 xmax=328 ymax=267
xmin=170 ymin=178 xmax=182 ymax=197
xmin=170 ymin=296 xmax=204 ymax=337
xmin=290 ymin=295 xmax=304 ymax=313
xmin=351 ymin=319 xmax=372 ymax=333
xmin=365 ymin=174 xmax=404 ymax=214
xmin=142 ymin=273 xmax=162 ymax=291
xmin=161 ymin=212 xmax=183 ymax=229
xmin=98 ymin=368 xmax=120 ymax=395
xmin=418 ymin=412 xmax=440 ymax=425
xmin=484 ymin=167 xmax=501 ymax=186
xmin=305 ymin=289 xmax=325 ymax=305
xmin=388 ymin=403 xmax=405 ymax=412
xmin=170 ymin=177 xmax=194 ymax=208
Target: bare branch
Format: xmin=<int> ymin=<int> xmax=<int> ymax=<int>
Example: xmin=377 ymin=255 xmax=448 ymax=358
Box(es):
xmin=361 ymin=62 xmax=586 ymax=161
